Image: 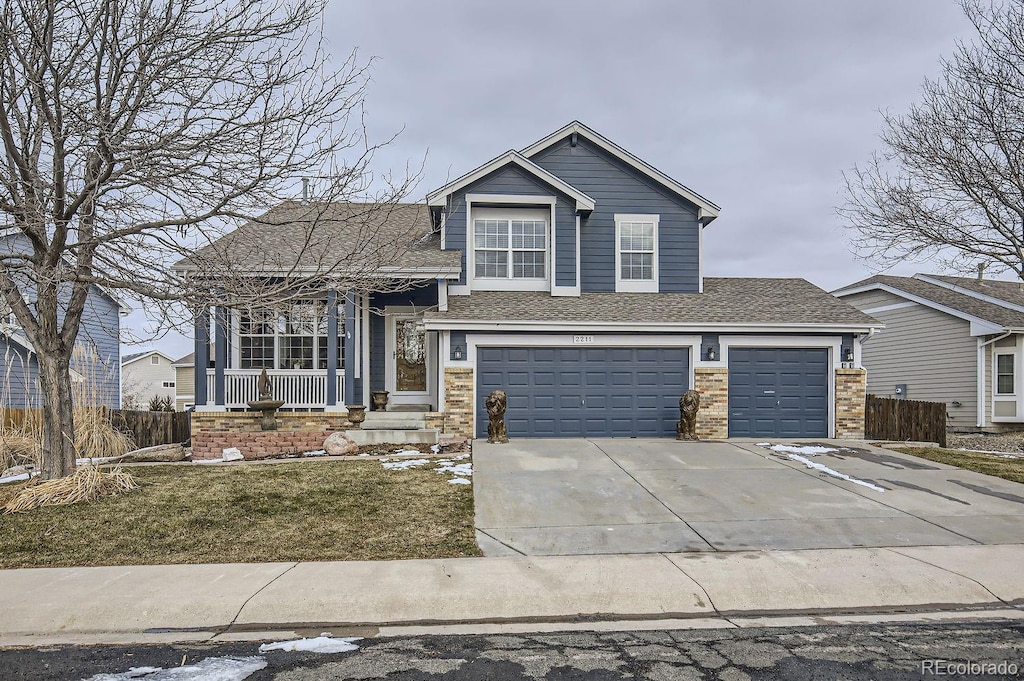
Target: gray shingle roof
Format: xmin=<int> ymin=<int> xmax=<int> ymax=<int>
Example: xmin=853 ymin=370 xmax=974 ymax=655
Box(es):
xmin=176 ymin=201 xmax=461 ymax=275
xmin=122 ymin=351 xmax=149 ymax=363
xmin=834 ymin=274 xmax=1024 ymax=328
xmin=925 ymin=274 xmax=1024 ymax=308
xmin=426 ymin=278 xmax=879 ymax=327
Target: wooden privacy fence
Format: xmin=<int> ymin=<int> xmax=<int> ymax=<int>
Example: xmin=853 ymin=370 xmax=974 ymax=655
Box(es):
xmin=864 ymin=394 xmax=947 ymax=448
xmin=2 ymin=408 xmax=190 ymax=449
xmin=107 ymin=409 xmax=191 ymax=449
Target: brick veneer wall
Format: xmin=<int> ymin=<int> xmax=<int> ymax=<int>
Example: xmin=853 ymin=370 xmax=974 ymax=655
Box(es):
xmin=694 ymin=367 xmax=729 ymax=440
xmin=835 ymin=368 xmax=867 ymax=439
xmin=191 ymin=411 xmax=351 ymax=460
xmin=443 ymin=368 xmax=474 ymax=438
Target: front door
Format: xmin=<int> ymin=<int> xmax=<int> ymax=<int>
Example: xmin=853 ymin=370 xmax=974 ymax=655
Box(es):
xmin=385 ymin=308 xmax=433 ymax=406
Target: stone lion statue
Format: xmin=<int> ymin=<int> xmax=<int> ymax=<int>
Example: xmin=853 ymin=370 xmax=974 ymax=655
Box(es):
xmin=485 ymin=389 xmax=509 ymax=444
xmin=676 ymin=389 xmax=701 ymax=440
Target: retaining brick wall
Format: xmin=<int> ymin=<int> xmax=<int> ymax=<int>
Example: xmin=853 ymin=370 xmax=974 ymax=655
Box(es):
xmin=443 ymin=368 xmax=474 ymax=438
xmin=694 ymin=367 xmax=729 ymax=440
xmin=192 ymin=430 xmax=330 ymax=460
xmin=835 ymin=368 xmax=867 ymax=439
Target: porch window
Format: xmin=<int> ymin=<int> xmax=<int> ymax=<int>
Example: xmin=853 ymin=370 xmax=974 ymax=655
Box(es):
xmin=239 ymin=300 xmax=343 ymax=370
xmin=997 ymin=353 xmax=1015 ymax=394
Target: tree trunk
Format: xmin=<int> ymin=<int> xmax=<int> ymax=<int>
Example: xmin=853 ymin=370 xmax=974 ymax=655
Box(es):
xmin=36 ymin=350 xmax=76 ymax=479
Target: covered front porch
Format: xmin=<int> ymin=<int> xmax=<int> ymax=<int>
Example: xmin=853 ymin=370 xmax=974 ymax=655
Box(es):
xmin=192 ymin=283 xmax=441 ymax=412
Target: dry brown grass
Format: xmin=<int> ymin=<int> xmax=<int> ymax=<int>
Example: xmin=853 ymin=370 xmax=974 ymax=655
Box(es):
xmin=0 ymin=459 xmax=480 ymax=568
xmin=894 ymin=447 xmax=1024 ymax=484
xmin=3 ymin=465 xmax=138 ymax=513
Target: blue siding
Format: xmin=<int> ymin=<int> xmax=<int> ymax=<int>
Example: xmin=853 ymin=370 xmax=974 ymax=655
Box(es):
xmin=530 ymin=137 xmax=701 ymax=293
xmin=368 ymin=284 xmax=438 ymax=393
xmin=0 ymin=337 xmax=41 ymax=408
xmin=442 ymin=164 xmax=578 ymax=288
xmin=0 ymin=234 xmax=121 ymax=408
xmin=450 ymin=331 xmax=467 ymax=361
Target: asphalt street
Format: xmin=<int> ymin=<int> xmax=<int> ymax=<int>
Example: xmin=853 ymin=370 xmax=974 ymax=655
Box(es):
xmin=2 ymin=620 xmax=1022 ymax=680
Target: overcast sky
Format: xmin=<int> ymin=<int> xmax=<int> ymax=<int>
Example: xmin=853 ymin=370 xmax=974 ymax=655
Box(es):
xmin=139 ymin=0 xmax=976 ymax=357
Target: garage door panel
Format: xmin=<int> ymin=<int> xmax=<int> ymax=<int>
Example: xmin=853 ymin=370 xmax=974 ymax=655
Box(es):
xmin=729 ymin=347 xmax=829 ymax=438
xmin=476 ymin=346 xmax=691 ymax=437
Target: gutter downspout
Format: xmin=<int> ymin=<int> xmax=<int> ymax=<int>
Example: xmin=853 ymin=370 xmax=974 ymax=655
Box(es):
xmin=977 ymin=331 xmax=1013 ymax=427
xmin=855 ymin=328 xmax=879 ymax=368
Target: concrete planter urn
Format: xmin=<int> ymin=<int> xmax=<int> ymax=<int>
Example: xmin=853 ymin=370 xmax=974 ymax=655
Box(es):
xmin=371 ymin=390 xmax=390 ymax=411
xmin=347 ymin=405 xmax=367 ymax=428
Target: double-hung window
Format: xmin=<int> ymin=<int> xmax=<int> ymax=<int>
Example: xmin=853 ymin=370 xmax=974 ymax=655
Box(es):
xmin=997 ymin=353 xmax=1015 ymax=395
xmin=239 ymin=300 xmax=344 ymax=370
xmin=472 ymin=208 xmax=548 ymax=289
xmin=615 ymin=214 xmax=659 ymax=292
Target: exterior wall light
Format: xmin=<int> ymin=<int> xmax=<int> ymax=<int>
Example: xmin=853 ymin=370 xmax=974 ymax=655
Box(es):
xmin=705 ymin=346 xmax=716 ymax=361
xmin=843 ymin=347 xmax=855 ymax=362
xmin=453 ymin=345 xmax=464 ymax=361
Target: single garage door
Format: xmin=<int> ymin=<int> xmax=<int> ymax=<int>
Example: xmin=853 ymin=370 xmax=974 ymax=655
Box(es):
xmin=476 ymin=346 xmax=690 ymax=438
xmin=728 ymin=347 xmax=829 ymax=438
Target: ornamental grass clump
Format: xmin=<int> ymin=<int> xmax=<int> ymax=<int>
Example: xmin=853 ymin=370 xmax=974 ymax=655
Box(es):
xmin=3 ymin=465 xmax=138 ymax=514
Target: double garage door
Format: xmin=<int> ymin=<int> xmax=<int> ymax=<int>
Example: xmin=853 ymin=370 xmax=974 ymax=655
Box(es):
xmin=475 ymin=345 xmax=830 ymax=438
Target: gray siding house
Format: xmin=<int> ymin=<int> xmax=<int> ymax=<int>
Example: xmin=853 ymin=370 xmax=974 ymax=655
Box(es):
xmin=834 ymin=273 xmax=1024 ymax=431
xmin=1 ymin=231 xmax=126 ymax=409
xmin=179 ymin=122 xmax=879 ymax=442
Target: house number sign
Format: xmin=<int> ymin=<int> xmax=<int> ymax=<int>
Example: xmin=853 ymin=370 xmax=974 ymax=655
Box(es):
xmin=573 ymin=335 xmax=595 ymax=344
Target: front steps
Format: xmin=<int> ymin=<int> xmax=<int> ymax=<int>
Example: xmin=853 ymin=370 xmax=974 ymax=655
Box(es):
xmin=350 ymin=408 xmax=438 ymax=445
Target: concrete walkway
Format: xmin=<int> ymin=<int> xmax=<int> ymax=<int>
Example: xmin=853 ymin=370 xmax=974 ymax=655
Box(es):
xmin=2 ymin=544 xmax=1022 ymax=647
xmin=474 ymin=438 xmax=1024 ymax=555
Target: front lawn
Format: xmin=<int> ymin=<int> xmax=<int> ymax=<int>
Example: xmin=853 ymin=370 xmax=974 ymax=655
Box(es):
xmin=0 ymin=459 xmax=480 ymax=568
xmin=894 ymin=447 xmax=1024 ymax=484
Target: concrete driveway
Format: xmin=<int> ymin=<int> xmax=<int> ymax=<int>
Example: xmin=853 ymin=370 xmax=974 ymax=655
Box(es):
xmin=472 ymin=438 xmax=1024 ymax=556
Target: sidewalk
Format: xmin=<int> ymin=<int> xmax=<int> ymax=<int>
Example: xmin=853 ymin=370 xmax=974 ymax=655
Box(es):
xmin=2 ymin=544 xmax=1022 ymax=647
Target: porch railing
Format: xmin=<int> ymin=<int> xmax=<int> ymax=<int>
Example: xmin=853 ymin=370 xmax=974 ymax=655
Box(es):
xmin=204 ymin=369 xmax=345 ymax=409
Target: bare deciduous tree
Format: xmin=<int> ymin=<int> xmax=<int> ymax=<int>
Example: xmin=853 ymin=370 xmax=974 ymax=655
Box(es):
xmin=841 ymin=0 xmax=1024 ymax=279
xmin=0 ymin=0 xmax=423 ymax=478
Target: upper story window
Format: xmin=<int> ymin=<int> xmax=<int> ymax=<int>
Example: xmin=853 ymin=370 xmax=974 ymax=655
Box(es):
xmin=615 ymin=214 xmax=659 ymax=293
xmin=471 ymin=207 xmax=549 ymax=291
xmin=151 ymin=355 xmax=160 ymax=365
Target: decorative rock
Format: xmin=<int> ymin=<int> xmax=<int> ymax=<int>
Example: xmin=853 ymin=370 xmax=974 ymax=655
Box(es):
xmin=222 ymin=447 xmax=244 ymax=462
xmin=323 ymin=431 xmax=358 ymax=456
xmin=122 ymin=443 xmax=187 ymax=463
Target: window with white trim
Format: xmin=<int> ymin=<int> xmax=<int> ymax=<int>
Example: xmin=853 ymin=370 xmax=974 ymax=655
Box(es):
xmin=471 ymin=207 xmax=548 ymax=287
xmin=151 ymin=355 xmax=160 ymax=365
xmin=615 ymin=214 xmax=659 ymax=292
xmin=997 ymin=353 xmax=1015 ymax=395
xmin=162 ymin=381 xmax=176 ymax=388
xmin=239 ymin=300 xmax=344 ymax=370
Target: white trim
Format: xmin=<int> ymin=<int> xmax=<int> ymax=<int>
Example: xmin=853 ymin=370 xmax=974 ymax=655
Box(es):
xmin=121 ymin=350 xmax=176 ymax=368
xmin=458 ymin=332 xmax=701 ymax=438
xmin=518 ymin=121 xmax=720 ymax=223
xmin=614 ymin=214 xmax=659 ymax=293
xmin=437 ymin=279 xmax=448 ymax=312
xmin=915 ymin=274 xmax=1024 ymax=314
xmin=575 ymin=213 xmax=581 ymax=291
xmin=862 ymin=301 xmax=920 ymax=314
xmin=438 ymin=330 xmax=449 ymax=413
xmin=698 ymin=218 xmax=704 ymax=293
xmin=361 ymin=293 xmax=370 ymax=407
xmin=465 ymin=193 xmax=557 ymax=206
xmin=978 ymin=337 xmax=986 ymax=427
xmin=834 ymin=282 xmax=1004 ymax=336
xmin=424 ymin=319 xmax=880 ymax=334
xmin=427 ymin=152 xmax=596 ymax=212
xmin=720 ymin=335 xmax=842 ymax=437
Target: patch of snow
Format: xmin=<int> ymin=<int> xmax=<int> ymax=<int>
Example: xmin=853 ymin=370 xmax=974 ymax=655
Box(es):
xmin=194 ymin=457 xmax=224 ymax=464
xmin=787 ymin=454 xmax=886 ymax=492
xmin=83 ymin=656 xmax=267 ymax=680
xmin=768 ymin=444 xmax=838 ymax=456
xmin=755 ymin=442 xmax=771 ymax=446
xmin=304 ymin=449 xmax=328 ymax=457
xmin=259 ymin=635 xmax=362 ymax=654
xmin=222 ymin=447 xmax=244 ymax=462
xmin=394 ymin=448 xmax=423 ymax=456
xmin=956 ymin=447 xmax=1021 ymax=458
xmin=436 ymin=462 xmax=472 ymax=477
xmin=0 ymin=472 xmax=32 ymax=485
xmin=381 ymin=458 xmax=430 ymax=470
xmin=453 ymin=453 xmax=470 ymax=460
xmin=449 ymin=477 xmax=471 ymax=485
xmin=430 ymin=444 xmax=441 ymax=453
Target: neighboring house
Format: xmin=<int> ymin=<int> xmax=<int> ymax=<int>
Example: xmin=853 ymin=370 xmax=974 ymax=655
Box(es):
xmin=170 ymin=350 xmax=213 ymax=412
xmin=1 ymin=230 xmax=128 ymax=409
xmin=834 ymin=273 xmax=1024 ymax=432
xmin=176 ymin=121 xmax=879 ymax=445
xmin=121 ymin=350 xmax=178 ymax=409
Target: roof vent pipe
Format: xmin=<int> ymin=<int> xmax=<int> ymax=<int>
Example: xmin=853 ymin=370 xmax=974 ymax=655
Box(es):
xmin=977 ymin=262 xmax=986 ymax=281
xmin=302 ymin=178 xmax=310 ymax=204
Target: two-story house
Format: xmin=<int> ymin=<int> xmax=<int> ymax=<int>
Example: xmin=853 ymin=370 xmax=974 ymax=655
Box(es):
xmin=178 ymin=122 xmax=878 ymax=456
xmin=121 ymin=350 xmax=178 ymax=409
xmin=1 ymin=229 xmax=127 ymax=409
